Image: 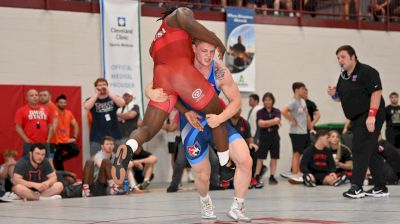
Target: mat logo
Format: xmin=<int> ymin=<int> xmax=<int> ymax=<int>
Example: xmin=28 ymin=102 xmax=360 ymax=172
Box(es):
xmin=117 ymin=17 xmax=126 ymax=27
xmin=188 ymin=142 xmax=201 ymax=157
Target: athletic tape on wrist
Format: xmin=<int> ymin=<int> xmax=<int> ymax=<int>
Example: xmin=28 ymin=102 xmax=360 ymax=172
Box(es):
xmin=368 ymin=108 xmax=378 ymax=117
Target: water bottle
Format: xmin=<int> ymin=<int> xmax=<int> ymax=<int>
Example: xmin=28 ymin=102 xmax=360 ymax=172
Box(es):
xmin=331 ymin=92 xmax=339 ymax=100
xmin=123 ymin=179 xmax=129 ymax=193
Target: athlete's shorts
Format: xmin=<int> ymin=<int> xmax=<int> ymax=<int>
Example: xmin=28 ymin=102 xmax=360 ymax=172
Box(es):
xmin=149 ymin=59 xmax=216 ymax=113
xmin=257 ymin=137 xmax=280 ymax=159
xmin=313 ymin=172 xmax=329 ymax=185
xmin=289 ymin=133 xmax=310 ymax=154
xmin=181 ymin=119 xmax=242 ymax=165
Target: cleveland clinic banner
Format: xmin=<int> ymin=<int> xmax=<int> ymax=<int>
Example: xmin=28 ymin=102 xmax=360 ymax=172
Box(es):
xmin=226 ymin=7 xmax=256 ymax=92
xmin=100 ymin=0 xmax=142 ymax=108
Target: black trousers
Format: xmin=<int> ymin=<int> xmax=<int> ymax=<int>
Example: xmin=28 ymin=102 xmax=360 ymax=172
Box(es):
xmin=379 ymin=140 xmax=400 ymax=173
xmin=53 ymin=143 xmax=80 ymax=170
xmin=385 ymin=127 xmax=400 ymax=148
xmin=351 ymin=112 xmax=386 ymax=187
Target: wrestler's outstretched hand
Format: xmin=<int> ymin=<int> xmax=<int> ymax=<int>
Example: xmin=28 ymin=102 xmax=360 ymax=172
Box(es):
xmin=185 ymin=110 xmax=204 ymax=131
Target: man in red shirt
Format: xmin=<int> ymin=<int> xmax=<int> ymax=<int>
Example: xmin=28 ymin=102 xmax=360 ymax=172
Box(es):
xmin=53 ymin=94 xmax=80 ymax=171
xmin=15 ymin=89 xmax=53 ymax=158
xmin=39 ymin=89 xmax=59 ymax=161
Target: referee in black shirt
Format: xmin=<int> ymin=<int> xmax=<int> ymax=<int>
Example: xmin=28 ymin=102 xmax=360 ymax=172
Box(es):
xmin=328 ymin=45 xmax=389 ymax=199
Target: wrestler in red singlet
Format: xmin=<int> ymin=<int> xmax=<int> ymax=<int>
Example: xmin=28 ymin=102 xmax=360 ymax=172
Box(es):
xmin=148 ymin=18 xmax=216 ymax=113
xmin=111 ymin=7 xmax=233 ymax=185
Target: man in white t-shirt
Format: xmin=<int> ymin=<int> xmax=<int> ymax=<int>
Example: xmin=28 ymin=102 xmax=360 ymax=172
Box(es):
xmin=247 ymin=94 xmax=263 ymax=139
xmin=117 ymin=89 xmax=141 ymax=143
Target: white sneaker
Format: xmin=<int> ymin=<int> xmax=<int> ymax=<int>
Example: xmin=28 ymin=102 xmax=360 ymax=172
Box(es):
xmin=1 ymin=192 xmax=21 ymax=202
xmin=39 ymin=195 xmax=62 ymax=200
xmin=200 ymin=197 xmax=217 ymax=220
xmin=82 ymin=185 xmax=91 ymax=197
xmin=227 ymin=203 xmax=251 ymax=223
xmin=1 ymin=192 xmax=11 ymax=200
xmin=280 ymin=171 xmax=292 ymax=179
xmin=288 ymin=175 xmax=304 ymax=184
xmin=8 ymin=192 xmax=21 ymax=200
xmin=108 ymin=183 xmax=120 ymax=195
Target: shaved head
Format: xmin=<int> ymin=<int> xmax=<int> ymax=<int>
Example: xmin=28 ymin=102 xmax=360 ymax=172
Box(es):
xmin=26 ymin=89 xmax=39 ymax=106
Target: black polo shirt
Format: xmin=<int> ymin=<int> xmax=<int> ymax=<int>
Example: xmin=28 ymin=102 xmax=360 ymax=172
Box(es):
xmin=336 ymin=61 xmax=385 ymax=120
xmin=305 ymin=99 xmax=318 ymax=121
xmin=256 ymin=107 xmax=280 ymax=137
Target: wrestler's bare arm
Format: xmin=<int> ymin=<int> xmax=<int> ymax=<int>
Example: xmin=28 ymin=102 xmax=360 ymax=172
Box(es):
xmin=168 ymin=8 xmax=226 ymax=60
xmin=213 ymin=61 xmax=241 ymax=123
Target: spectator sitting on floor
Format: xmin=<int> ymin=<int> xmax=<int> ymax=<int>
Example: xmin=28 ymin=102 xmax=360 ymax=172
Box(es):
xmin=298 ymin=130 xmax=347 ymax=187
xmin=56 ymin=170 xmax=82 ymax=198
xmin=12 ymin=143 xmax=63 ymax=200
xmin=328 ymin=130 xmax=353 ymax=180
xmin=0 ymin=149 xmax=18 ymax=194
xmin=378 ymin=136 xmax=400 ymax=184
xmin=128 ymin=146 xmax=158 ymax=191
xmin=81 ymin=136 xmax=121 ymax=197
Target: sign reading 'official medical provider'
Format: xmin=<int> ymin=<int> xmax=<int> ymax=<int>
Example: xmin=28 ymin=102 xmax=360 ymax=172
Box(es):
xmin=100 ymin=0 xmax=142 ymax=109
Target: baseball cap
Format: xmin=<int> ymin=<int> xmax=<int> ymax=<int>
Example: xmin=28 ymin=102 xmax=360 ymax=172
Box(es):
xmin=123 ymin=89 xmax=134 ymax=96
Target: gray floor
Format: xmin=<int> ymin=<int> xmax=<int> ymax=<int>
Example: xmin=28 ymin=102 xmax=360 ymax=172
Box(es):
xmin=0 ymin=180 xmax=399 ymax=224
